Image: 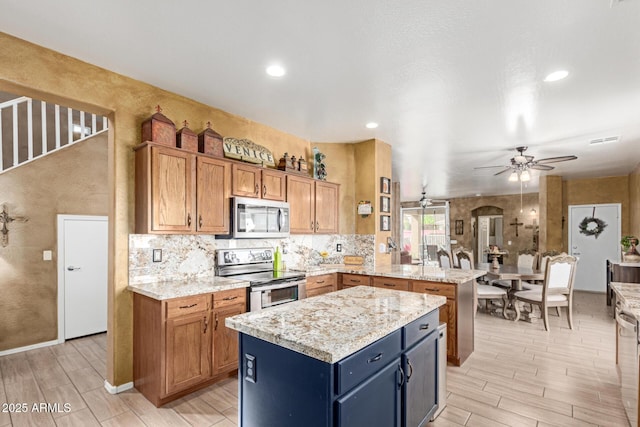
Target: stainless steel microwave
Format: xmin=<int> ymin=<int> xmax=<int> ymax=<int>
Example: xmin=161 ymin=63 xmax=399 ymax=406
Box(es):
xmin=231 ymin=197 xmax=290 ymax=238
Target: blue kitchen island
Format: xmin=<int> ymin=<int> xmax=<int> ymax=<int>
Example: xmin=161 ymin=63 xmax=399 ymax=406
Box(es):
xmin=226 ymin=286 xmax=446 ymax=427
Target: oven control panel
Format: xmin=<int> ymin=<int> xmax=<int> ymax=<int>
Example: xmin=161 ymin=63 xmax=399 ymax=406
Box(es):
xmin=217 ymin=247 xmax=273 ymax=266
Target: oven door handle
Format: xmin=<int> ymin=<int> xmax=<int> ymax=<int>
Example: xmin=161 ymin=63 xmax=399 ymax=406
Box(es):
xmin=616 ymin=308 xmax=638 ymax=334
xmin=254 ymin=280 xmax=306 ymax=292
xmin=278 ymin=208 xmax=285 ymax=231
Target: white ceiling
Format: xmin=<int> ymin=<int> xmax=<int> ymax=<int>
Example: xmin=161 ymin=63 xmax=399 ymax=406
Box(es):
xmin=2 ymin=0 xmax=640 ymax=201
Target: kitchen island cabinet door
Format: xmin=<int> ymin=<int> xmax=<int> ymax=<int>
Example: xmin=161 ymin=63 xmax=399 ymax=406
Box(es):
xmin=213 ymin=301 xmax=245 ymax=375
xmin=287 ymin=175 xmax=316 ymax=233
xmin=165 ymin=312 xmax=211 ymax=395
xmin=403 ymin=330 xmax=438 ymax=427
xmin=136 ymin=145 xmax=195 ymax=233
xmin=315 ymin=181 xmax=339 ymax=234
xmin=232 ymin=163 xmax=262 ymax=198
xmin=335 ymin=359 xmax=402 ymax=427
xmin=196 ymin=156 xmax=230 ymax=233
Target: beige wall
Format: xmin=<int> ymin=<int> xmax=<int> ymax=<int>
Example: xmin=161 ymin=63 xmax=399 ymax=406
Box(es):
xmin=449 ymin=193 xmax=539 ymax=266
xmin=374 ymin=140 xmax=392 ymax=267
xmin=0 ymin=32 xmax=312 ymax=385
xmin=629 ymin=163 xmax=640 ymax=236
xmin=538 ymin=176 xmax=563 ymax=252
xmin=0 ymin=135 xmax=108 ymax=350
xmin=562 ymin=175 xmax=630 ymax=249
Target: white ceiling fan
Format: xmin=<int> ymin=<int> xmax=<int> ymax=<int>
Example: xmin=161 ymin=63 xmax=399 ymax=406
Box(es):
xmin=419 ymin=188 xmax=447 ymax=208
xmin=474 ymin=146 xmax=578 ymax=181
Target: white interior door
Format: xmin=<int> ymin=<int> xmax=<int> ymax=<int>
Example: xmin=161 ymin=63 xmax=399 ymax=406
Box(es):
xmin=569 ymin=204 xmax=621 ymax=292
xmin=58 ymin=215 xmax=108 ymax=340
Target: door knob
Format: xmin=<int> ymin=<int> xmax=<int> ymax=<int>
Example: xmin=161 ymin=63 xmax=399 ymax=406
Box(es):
xmin=67 ymin=266 xmax=81 ymax=271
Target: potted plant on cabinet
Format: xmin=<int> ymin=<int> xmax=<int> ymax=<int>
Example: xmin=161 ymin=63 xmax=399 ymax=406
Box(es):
xmin=621 ymin=235 xmax=640 ymax=262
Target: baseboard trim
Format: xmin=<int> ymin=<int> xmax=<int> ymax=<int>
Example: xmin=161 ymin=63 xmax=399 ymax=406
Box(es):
xmin=104 ymin=380 xmax=133 ymax=394
xmin=0 ymin=339 xmax=59 ymax=357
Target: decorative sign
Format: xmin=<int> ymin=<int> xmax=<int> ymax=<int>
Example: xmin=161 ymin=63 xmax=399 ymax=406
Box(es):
xmin=223 ymin=137 xmax=275 ymax=167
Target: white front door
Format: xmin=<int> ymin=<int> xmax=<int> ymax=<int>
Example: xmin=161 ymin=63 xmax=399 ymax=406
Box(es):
xmin=58 ymin=215 xmax=108 ymax=340
xmin=569 ymin=204 xmax=621 ymax=292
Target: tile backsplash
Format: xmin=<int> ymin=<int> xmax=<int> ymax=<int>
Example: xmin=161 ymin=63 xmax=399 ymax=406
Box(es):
xmin=129 ymin=234 xmax=375 ymax=284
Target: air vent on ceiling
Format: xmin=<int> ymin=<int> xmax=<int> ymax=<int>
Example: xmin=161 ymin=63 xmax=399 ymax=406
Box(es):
xmin=589 ymin=136 xmax=620 ymax=145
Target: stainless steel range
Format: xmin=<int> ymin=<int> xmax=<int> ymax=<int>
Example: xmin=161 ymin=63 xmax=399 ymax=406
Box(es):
xmin=215 ymin=247 xmax=306 ymax=312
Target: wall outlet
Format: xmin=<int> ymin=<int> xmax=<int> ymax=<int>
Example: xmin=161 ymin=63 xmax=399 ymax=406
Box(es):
xmin=336 ymin=243 xmax=342 ymax=252
xmin=152 ymin=249 xmax=162 ymax=262
xmin=245 ymin=354 xmax=256 ymax=383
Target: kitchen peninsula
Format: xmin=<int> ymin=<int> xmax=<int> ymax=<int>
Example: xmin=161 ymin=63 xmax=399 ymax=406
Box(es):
xmin=226 ymin=286 xmax=446 ymax=427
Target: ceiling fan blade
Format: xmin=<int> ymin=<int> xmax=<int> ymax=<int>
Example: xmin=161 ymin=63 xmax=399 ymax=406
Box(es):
xmin=474 ymin=165 xmax=509 ymax=170
xmin=494 ymin=167 xmax=513 ymax=176
xmin=530 ymin=164 xmax=555 ymax=171
xmin=535 ymin=155 xmax=578 ymax=164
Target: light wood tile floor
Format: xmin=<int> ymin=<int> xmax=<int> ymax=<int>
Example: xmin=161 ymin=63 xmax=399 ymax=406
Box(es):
xmin=0 ymin=291 xmax=627 ymax=426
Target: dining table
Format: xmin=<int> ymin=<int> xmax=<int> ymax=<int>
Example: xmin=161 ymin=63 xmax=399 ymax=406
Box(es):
xmin=476 ymin=263 xmax=545 ymax=321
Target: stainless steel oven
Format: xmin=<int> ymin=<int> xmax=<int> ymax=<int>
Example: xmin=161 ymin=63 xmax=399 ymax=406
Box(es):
xmin=216 ymin=247 xmax=306 ymax=312
xmin=616 ymin=303 xmax=639 ymax=427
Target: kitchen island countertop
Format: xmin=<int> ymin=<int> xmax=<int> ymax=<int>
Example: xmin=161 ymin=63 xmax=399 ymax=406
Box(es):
xmin=302 ymin=263 xmax=486 ymax=284
xmin=611 ymin=282 xmax=640 ymax=319
xmin=226 ymin=285 xmax=446 ymax=363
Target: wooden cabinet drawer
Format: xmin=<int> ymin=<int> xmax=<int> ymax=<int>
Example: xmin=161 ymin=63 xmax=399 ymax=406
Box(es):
xmin=411 ymin=281 xmax=455 ymax=299
xmin=403 ymin=309 xmax=439 ymax=349
xmin=336 ymin=329 xmax=402 ymax=395
xmin=306 ymin=274 xmax=337 ymax=291
xmin=166 ymin=295 xmax=210 ymax=319
xmin=372 ymin=276 xmax=410 ymax=291
xmin=213 ymin=288 xmax=246 ymax=309
xmin=340 ymin=274 xmax=371 ymax=287
xmin=307 ymin=285 xmax=335 ymax=298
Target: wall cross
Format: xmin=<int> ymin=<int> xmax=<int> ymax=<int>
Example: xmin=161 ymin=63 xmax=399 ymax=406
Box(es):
xmin=0 ymin=204 xmax=28 ymax=247
xmin=510 ymin=217 xmax=524 ymax=237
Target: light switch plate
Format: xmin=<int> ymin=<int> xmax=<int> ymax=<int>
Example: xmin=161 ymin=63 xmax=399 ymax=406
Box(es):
xmin=152 ymin=249 xmax=162 ymax=262
xmin=43 ymin=250 xmax=52 ymax=261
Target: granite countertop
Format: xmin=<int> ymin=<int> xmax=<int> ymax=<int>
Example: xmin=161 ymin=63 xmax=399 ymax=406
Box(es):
xmin=225 ymin=286 xmax=446 ymax=363
xmin=611 ymin=282 xmax=640 ymax=319
xmin=302 ymin=264 xmax=486 ymax=284
xmin=127 ymin=276 xmax=249 ymax=300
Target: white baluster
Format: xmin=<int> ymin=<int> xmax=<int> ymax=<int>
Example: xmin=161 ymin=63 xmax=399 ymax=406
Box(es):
xmin=55 ymin=104 xmax=61 ymax=149
xmin=103 ymin=116 xmax=107 ymax=130
xmin=0 ymin=110 xmax=3 ymax=171
xmin=12 ymin=103 xmax=18 ymax=167
xmin=67 ymin=107 xmax=73 ymax=144
xmin=91 ymin=114 xmax=96 ymax=135
xmin=41 ymin=101 xmax=47 ymax=155
xmin=27 ymin=98 xmax=33 ymax=160
xmin=80 ymin=110 xmax=85 ymax=139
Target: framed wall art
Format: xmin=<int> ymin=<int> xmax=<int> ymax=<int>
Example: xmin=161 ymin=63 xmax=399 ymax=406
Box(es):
xmin=380 ymin=196 xmax=390 ymax=213
xmin=380 ymin=215 xmax=391 ymax=231
xmin=455 ymin=219 xmax=464 ymax=235
xmin=380 ymin=177 xmax=391 ymax=194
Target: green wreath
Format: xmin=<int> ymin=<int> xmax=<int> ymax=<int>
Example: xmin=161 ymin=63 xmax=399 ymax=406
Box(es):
xmin=578 ymin=216 xmax=607 ymax=239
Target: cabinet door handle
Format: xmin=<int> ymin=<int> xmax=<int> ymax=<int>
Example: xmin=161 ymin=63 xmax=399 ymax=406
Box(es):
xmin=419 ymin=323 xmax=430 ymax=330
xmin=198 ymin=215 xmax=203 ymax=228
xmin=407 ymin=359 xmax=413 ymax=380
xmin=255 ymin=184 xmax=259 ymax=195
xmin=423 ymin=288 xmax=438 ymax=292
xmin=311 ymin=221 xmax=314 ymax=231
xmin=367 ymin=353 xmax=383 ymax=363
xmin=315 ymin=221 xmax=319 ymax=231
xmin=263 ymin=185 xmax=267 ymax=197
xmin=316 ymin=280 xmax=325 ymax=284
xmin=214 ymin=312 xmax=219 ymax=331
xmin=187 ymin=214 xmax=192 ymax=227
xmin=349 ymin=279 xmax=360 ymax=283
xmin=398 ymin=365 xmax=405 ymax=387
xmin=179 ymin=303 xmax=197 ymax=309
xmin=222 ymin=296 xmax=239 ymax=301
xmin=383 ymin=283 xmax=396 ymax=287
xmin=203 ymin=316 xmax=209 ymax=334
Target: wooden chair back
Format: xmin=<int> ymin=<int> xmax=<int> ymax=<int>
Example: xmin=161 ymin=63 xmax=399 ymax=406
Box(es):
xmin=517 ymin=251 xmax=537 ymax=269
xmin=437 ymin=249 xmax=453 ymax=269
xmin=542 ymin=254 xmax=578 ymax=299
xmin=456 ymin=249 xmax=474 ymax=270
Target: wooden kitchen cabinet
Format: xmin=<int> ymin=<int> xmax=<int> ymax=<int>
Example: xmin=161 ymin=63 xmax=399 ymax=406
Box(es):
xmin=306 ymin=273 xmax=338 ymax=297
xmin=135 ymin=143 xmax=230 ymax=234
xmin=410 ymin=279 xmax=472 ymax=366
xmin=232 ymin=163 xmax=286 ymax=201
xmin=165 ymin=311 xmax=211 ymax=395
xmin=372 ymin=276 xmax=410 ymax=291
xmin=133 ymin=288 xmax=246 ymax=406
xmin=339 ymin=273 xmax=371 ymax=289
xmin=287 ymin=175 xmax=339 ymax=234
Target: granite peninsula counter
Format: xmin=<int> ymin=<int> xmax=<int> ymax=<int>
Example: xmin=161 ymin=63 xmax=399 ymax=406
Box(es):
xmin=126 ymin=276 xmax=249 ymax=300
xmin=303 ymin=264 xmax=486 ymax=283
xmin=611 ymin=282 xmax=640 ymax=319
xmin=226 ymin=286 xmax=447 ymax=427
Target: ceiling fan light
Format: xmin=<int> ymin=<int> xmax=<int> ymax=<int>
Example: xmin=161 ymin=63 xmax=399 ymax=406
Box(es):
xmin=508 ymin=171 xmax=519 ymax=182
xmin=520 ymin=170 xmax=531 ymax=182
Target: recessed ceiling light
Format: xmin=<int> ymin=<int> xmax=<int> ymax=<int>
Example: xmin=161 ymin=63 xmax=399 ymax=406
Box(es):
xmin=544 ymin=70 xmax=569 ymax=82
xmin=266 ymin=64 xmax=286 ymax=77
xmin=365 ymin=122 xmax=378 ymax=129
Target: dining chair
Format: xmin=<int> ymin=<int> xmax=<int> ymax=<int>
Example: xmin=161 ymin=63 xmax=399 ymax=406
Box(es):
xmin=457 ymin=249 xmax=508 ymax=318
xmin=437 ymin=249 xmax=453 ymax=269
xmin=512 ymin=254 xmax=578 ymax=331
